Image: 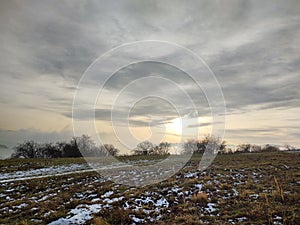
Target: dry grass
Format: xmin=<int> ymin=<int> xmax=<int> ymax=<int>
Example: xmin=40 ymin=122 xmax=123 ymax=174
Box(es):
xmin=0 ymin=152 xmax=299 ymax=224
xmin=191 ymin=191 xmax=208 ymax=205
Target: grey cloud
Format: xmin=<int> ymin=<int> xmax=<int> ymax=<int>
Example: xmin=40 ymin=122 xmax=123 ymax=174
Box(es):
xmin=0 ymin=0 xmax=300 ymax=146
xmin=187 ymin=122 xmax=212 ymax=128
xmin=227 ymin=128 xmax=279 ymax=135
xmin=70 ymin=99 xmax=180 ymax=127
xmin=0 ymin=127 xmax=73 ymax=149
xmin=2 ymin=0 xmax=299 ymax=114
xmin=209 ymin=15 xmax=300 ymax=112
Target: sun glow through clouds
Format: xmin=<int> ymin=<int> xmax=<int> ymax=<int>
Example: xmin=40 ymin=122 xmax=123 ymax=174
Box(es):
xmin=167 ymin=117 xmax=182 ymax=136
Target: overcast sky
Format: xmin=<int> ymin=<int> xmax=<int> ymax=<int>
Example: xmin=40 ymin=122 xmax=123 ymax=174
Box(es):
xmin=0 ymin=0 xmax=300 ymax=155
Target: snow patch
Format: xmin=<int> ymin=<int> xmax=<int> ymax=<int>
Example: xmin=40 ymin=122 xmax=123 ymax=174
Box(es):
xmin=48 ymin=204 xmax=103 ymax=225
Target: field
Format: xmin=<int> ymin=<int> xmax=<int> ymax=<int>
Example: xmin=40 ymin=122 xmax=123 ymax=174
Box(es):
xmin=0 ymin=152 xmax=299 ymax=225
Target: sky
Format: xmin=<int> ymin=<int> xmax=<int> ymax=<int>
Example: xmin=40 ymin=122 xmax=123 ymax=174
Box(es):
xmin=0 ymin=0 xmax=300 ymax=156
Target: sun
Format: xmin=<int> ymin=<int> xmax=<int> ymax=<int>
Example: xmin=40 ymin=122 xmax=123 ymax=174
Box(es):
xmin=167 ymin=117 xmax=182 ymax=135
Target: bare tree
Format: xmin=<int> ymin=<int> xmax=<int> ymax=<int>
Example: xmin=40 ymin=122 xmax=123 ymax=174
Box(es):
xmin=74 ymin=135 xmax=97 ymax=156
xmin=104 ymin=144 xmax=119 ymax=156
xmin=250 ymin=145 xmax=262 ymax=152
xmin=262 ymin=144 xmax=279 ymax=152
xmin=12 ymin=141 xmax=64 ymax=158
xmin=183 ymin=139 xmax=199 ymax=154
xmin=11 ymin=141 xmax=41 ymax=158
xmin=182 ymin=136 xmax=225 ymax=155
xmin=12 ymin=141 xmax=38 ymax=158
xmin=285 ymin=144 xmax=296 ymax=151
xmin=153 ymin=142 xmax=171 ymax=155
xmin=133 ymin=141 xmax=154 ymax=155
xmin=62 ymin=137 xmax=82 ymax=158
xmin=237 ymin=144 xmax=251 ymax=153
xmin=203 ymin=136 xmax=226 ymax=154
xmin=40 ymin=143 xmax=62 ymax=158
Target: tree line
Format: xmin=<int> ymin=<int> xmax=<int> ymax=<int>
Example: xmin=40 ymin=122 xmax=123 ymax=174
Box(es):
xmin=227 ymin=143 xmax=280 ymax=153
xmin=11 ymin=135 xmax=119 ymax=159
xmin=11 ymin=134 xmax=288 ymax=159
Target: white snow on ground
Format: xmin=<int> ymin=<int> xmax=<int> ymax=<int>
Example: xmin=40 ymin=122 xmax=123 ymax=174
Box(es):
xmin=123 ymin=195 xmax=170 ymax=223
xmin=236 ymin=217 xmax=247 ymax=222
xmin=103 ymin=196 xmax=124 ymax=204
xmin=232 ymin=188 xmax=239 ymax=196
xmin=205 ymin=203 xmax=217 ymax=213
xmin=170 ymin=187 xmax=182 ymax=192
xmin=0 ymin=160 xmax=160 ymax=183
xmin=130 ymin=215 xmax=146 ymax=223
xmin=14 ymin=203 xmax=28 ymax=209
xmin=91 ymin=198 xmax=100 ymax=202
xmin=48 ymin=204 xmax=103 ymax=225
xmin=0 ymin=164 xmax=94 ymax=183
xmin=48 ymin=194 xmax=126 ymax=225
xmin=184 ymin=172 xmax=199 ymax=178
xmin=35 ymin=193 xmax=57 ymax=202
xmin=273 ymin=215 xmax=283 ymax=225
xmin=274 ymin=215 xmax=282 ymax=220
xmin=101 ymin=191 xmax=114 ymax=198
xmin=155 ymin=198 xmax=169 ymax=207
xmin=195 ymin=184 xmax=203 ymax=190
xmin=249 ymin=193 xmax=259 ymax=199
xmin=2 ymin=163 xmax=275 ymax=224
